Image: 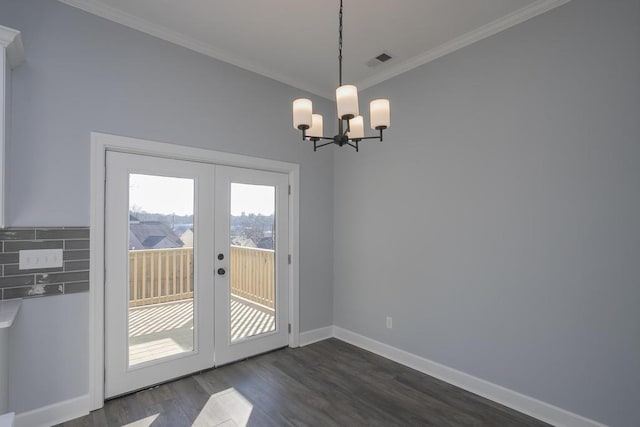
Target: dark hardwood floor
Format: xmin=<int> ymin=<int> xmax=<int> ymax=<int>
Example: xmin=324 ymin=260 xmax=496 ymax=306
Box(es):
xmin=59 ymin=338 xmax=549 ymax=426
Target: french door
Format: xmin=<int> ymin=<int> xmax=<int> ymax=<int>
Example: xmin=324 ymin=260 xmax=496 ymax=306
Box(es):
xmin=104 ymin=151 xmax=289 ymax=398
xmin=214 ymin=165 xmax=289 ymax=365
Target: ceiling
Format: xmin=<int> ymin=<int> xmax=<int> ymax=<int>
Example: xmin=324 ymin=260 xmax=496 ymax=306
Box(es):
xmin=58 ymin=0 xmax=570 ymax=99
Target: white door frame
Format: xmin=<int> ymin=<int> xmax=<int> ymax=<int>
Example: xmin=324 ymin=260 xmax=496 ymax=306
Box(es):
xmin=89 ymin=132 xmax=300 ymax=410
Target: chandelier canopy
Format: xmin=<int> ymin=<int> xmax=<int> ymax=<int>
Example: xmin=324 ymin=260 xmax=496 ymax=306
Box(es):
xmin=292 ymin=0 xmax=390 ymax=152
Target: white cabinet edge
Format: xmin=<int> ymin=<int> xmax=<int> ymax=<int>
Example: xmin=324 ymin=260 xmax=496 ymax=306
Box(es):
xmin=0 ymin=299 xmax=21 ymax=329
xmin=0 ymin=25 xmax=24 ymax=68
xmin=0 ymin=25 xmax=23 ymax=229
xmin=0 ymin=412 xmax=14 ymax=427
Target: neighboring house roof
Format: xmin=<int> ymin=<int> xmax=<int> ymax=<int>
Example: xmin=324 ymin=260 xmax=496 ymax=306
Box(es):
xmin=147 ymin=237 xmax=183 ymax=250
xmin=257 ymin=237 xmax=274 ymax=250
xmin=173 ymin=223 xmax=193 ymax=235
xmin=129 ymin=230 xmax=143 ymax=250
xmin=231 ymin=237 xmax=256 ymax=248
xmin=142 ymin=235 xmax=166 ymax=248
xmin=129 ymin=221 xmax=184 ymax=250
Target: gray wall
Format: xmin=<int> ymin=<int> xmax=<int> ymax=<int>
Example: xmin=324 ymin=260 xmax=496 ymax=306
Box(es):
xmin=0 ymin=0 xmax=334 ymax=413
xmin=333 ymin=0 xmax=640 ymax=426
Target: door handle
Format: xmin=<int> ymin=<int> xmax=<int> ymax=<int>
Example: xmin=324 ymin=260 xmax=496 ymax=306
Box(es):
xmin=217 ymin=268 xmax=226 ymax=276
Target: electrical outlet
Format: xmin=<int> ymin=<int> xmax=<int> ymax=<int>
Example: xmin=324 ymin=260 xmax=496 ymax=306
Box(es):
xmin=19 ymin=249 xmax=63 ymax=270
xmin=386 ymin=316 xmax=392 ymax=329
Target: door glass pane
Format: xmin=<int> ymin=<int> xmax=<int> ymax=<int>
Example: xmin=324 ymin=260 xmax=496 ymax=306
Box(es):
xmin=229 ymin=183 xmax=276 ymax=342
xmin=127 ymin=174 xmax=195 ymax=366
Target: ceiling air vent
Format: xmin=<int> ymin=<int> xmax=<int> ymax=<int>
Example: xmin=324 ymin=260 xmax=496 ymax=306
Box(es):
xmin=366 ymin=52 xmax=393 ymax=67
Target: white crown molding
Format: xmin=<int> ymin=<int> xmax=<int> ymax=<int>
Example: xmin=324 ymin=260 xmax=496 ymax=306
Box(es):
xmin=333 ymin=326 xmax=606 ymax=427
xmin=0 ymin=25 xmax=25 ymax=68
xmin=56 ymin=0 xmax=329 ymax=98
xmin=356 ymin=0 xmax=572 ymax=91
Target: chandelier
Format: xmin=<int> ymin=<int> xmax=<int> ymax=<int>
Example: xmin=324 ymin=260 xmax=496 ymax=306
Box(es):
xmin=292 ymin=0 xmax=390 ymax=152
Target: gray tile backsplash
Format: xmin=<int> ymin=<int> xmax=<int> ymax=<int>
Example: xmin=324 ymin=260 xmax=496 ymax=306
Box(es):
xmin=4 ymin=240 xmax=64 ymax=252
xmin=0 ymin=227 xmax=90 ymax=300
xmin=64 ymin=260 xmax=89 ymax=271
xmin=0 ymin=253 xmax=19 ymax=264
xmin=0 ymin=229 xmax=36 ymax=240
xmin=63 ymin=249 xmax=90 ymax=261
xmin=36 ymin=270 xmax=89 ymax=285
xmin=65 ymin=239 xmax=90 ymax=250
xmin=36 ymin=228 xmax=90 ymax=240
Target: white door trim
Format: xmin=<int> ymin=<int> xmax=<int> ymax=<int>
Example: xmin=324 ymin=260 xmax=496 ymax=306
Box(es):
xmin=89 ymin=131 xmax=300 ymax=410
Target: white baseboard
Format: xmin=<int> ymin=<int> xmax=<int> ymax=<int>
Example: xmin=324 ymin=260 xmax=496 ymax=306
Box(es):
xmin=332 ymin=326 xmax=605 ymax=427
xmin=299 ymin=326 xmax=334 ymax=347
xmin=14 ymin=394 xmax=89 ymax=427
xmin=12 ymin=328 xmax=605 ymax=427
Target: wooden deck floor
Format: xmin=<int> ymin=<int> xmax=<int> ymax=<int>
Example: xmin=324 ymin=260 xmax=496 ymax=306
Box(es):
xmin=129 ymin=298 xmax=275 ymax=366
xmin=61 ymin=339 xmax=549 ymax=427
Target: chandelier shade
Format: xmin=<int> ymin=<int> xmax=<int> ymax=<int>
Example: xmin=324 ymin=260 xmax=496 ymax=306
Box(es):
xmin=370 ymin=99 xmax=390 ymax=130
xmin=292 ymin=0 xmax=390 ymax=152
xmin=348 ymin=116 xmax=364 ymax=139
xmin=307 ymin=114 xmax=324 ymax=138
xmin=336 ymin=85 xmax=359 ymax=120
xmin=292 ymin=98 xmax=313 ymax=130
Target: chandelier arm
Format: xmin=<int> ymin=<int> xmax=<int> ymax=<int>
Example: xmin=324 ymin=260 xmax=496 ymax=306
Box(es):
xmin=352 ymin=129 xmax=384 ymax=141
xmin=313 ymin=140 xmax=335 ymax=151
xmin=345 ymin=141 xmax=359 ymax=151
xmin=350 ymin=135 xmax=381 ymax=141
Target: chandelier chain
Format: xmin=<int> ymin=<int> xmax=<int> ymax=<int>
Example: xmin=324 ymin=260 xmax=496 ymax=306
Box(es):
xmin=338 ymin=0 xmax=343 ymax=86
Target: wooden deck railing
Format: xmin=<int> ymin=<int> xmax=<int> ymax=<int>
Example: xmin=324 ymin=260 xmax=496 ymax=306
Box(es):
xmin=129 ymin=248 xmax=193 ymax=307
xmin=230 ymin=246 xmax=275 ymax=309
xmin=129 ymin=245 xmax=275 ymax=309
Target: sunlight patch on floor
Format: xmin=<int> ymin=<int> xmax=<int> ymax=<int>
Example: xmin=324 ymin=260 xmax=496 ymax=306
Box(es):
xmin=122 ymin=414 xmax=159 ymax=427
xmin=192 ymin=388 xmax=253 ymax=427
